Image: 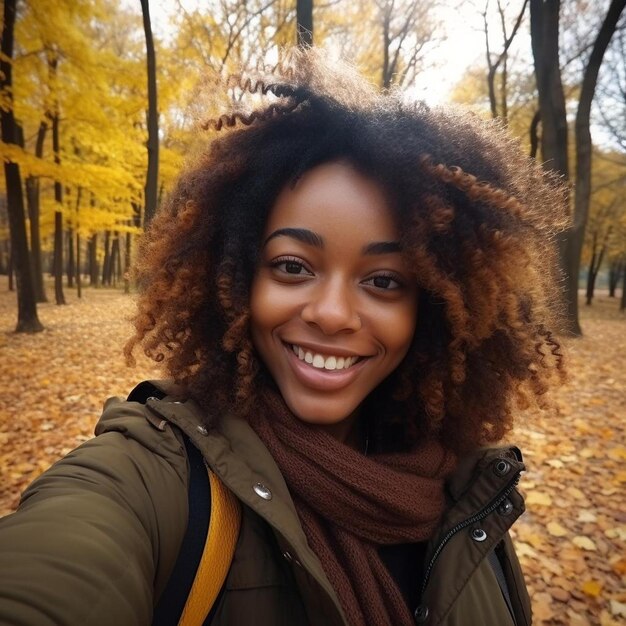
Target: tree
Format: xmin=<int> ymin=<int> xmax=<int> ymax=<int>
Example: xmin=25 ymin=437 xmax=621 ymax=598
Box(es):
xmin=1 ymin=0 xmax=44 ymax=332
xmin=377 ymin=0 xmax=439 ymax=89
xmin=530 ymin=0 xmax=626 ymax=334
xmin=585 ymin=222 xmax=612 ymax=305
xmin=297 ymin=0 xmax=313 ymax=46
xmin=24 ymin=120 xmax=48 ymax=302
xmin=582 ymin=149 xmax=626 ymax=305
xmin=482 ymin=0 xmax=529 ymax=121
xmin=140 ymin=0 xmax=159 ymax=226
xmin=47 ymin=49 xmax=66 ymax=305
xmin=608 ymin=254 xmax=623 ymax=296
xmin=573 ymin=0 xmax=626 ymax=311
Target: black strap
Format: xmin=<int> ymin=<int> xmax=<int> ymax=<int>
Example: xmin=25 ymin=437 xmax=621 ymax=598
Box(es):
xmin=152 ymin=435 xmax=211 ymax=625
xmin=128 ymin=383 xmax=213 ymax=626
xmin=487 ymin=544 xmax=516 ymax=625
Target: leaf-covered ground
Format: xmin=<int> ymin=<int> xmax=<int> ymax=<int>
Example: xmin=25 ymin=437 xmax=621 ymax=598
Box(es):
xmin=0 ymin=284 xmax=624 ymax=625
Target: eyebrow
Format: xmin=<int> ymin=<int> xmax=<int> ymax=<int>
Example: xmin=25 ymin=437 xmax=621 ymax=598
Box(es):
xmin=362 ymin=241 xmax=402 ymax=255
xmin=263 ymin=227 xmax=401 ymax=255
xmin=264 ymin=228 xmax=323 ymax=248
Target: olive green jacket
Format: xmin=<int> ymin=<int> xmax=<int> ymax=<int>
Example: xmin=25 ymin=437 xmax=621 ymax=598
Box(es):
xmin=0 ymin=387 xmax=531 ymax=626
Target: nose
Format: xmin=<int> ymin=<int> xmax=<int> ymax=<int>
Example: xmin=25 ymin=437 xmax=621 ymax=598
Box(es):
xmin=300 ymin=277 xmax=362 ymax=335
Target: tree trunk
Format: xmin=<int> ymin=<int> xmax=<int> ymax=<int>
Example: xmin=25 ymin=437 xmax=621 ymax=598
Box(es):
xmin=25 ymin=120 xmax=48 ymax=303
xmin=76 ymin=232 xmax=82 ymax=299
xmin=572 ymin=0 xmax=625 ymax=311
xmin=381 ymin=3 xmax=392 ymax=89
xmin=125 ymin=231 xmax=132 ymax=294
xmin=67 ymin=227 xmax=75 ymax=288
xmin=109 ymin=233 xmax=120 ymax=287
xmin=529 ymin=110 xmax=541 ymax=159
xmin=89 ymin=233 xmax=99 ymax=287
xmin=1 ymin=0 xmax=43 ymax=332
xmin=530 ymin=0 xmax=569 ymax=177
xmin=102 ymin=230 xmax=111 ymax=286
xmin=49 ymin=56 xmax=66 ymax=305
xmin=111 ymin=233 xmax=121 ymax=286
xmin=0 ymin=241 xmax=6 ymax=275
xmin=296 ymin=0 xmax=313 ymax=47
xmin=53 ymin=212 xmax=65 ymax=304
xmin=8 ymin=248 xmax=14 ymax=292
xmin=75 ymin=187 xmax=82 ymax=297
xmin=608 ymin=257 xmax=623 ymax=297
xmin=530 ymin=0 xmax=574 ymax=333
xmin=586 ymin=241 xmax=597 ymax=306
xmin=140 ymin=0 xmax=159 ymax=227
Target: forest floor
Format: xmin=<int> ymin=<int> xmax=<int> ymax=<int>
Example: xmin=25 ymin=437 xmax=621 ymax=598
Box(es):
xmin=0 ymin=283 xmax=624 ymax=625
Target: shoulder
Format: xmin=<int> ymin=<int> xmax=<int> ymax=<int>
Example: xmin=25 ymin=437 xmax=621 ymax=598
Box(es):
xmin=0 ymin=384 xmax=192 ymax=626
xmin=446 ymin=446 xmax=524 ymax=503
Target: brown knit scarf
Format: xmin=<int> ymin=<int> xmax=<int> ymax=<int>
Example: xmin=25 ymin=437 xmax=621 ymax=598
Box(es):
xmin=248 ymin=389 xmax=457 ymax=626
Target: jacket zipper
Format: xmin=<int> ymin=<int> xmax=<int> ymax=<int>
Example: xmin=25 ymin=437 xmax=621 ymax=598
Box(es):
xmin=419 ymin=471 xmax=521 ymax=598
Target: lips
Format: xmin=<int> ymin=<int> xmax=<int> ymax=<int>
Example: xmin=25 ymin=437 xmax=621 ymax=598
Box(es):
xmin=283 ymin=342 xmax=370 ymax=391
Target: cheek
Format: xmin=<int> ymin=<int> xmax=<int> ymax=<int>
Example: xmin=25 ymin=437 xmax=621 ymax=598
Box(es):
xmin=249 ymin=274 xmax=287 ymax=359
xmin=249 ymin=276 xmax=270 ymax=345
xmin=382 ymin=302 xmax=418 ymax=360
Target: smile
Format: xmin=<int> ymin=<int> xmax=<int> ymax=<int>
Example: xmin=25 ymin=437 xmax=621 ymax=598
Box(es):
xmin=282 ymin=342 xmax=369 ymax=392
xmin=290 ymin=344 xmax=361 ymax=370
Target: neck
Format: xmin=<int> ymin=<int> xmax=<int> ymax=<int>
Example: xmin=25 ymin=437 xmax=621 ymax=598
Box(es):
xmin=316 ymin=413 xmax=366 ymax=452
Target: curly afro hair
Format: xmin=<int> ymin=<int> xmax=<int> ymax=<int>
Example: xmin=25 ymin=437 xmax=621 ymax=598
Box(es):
xmin=125 ymin=49 xmax=567 ymax=454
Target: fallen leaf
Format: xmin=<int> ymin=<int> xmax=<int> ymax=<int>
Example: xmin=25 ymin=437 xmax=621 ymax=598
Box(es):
xmin=604 ymin=527 xmax=626 ymax=541
xmin=546 ymin=459 xmax=565 ymax=468
xmin=532 ymin=592 xmax=554 ymax=621
xmin=526 ymin=491 xmax=552 ymax=506
xmin=573 ymin=536 xmax=597 ymax=551
xmin=607 ymin=447 xmax=626 ymax=461
xmin=547 ymin=522 xmax=568 ymax=537
xmin=610 ymin=600 xmax=626 ymax=618
xmin=577 ymin=510 xmax=597 ymax=523
xmin=581 ymin=580 xmax=603 ymax=597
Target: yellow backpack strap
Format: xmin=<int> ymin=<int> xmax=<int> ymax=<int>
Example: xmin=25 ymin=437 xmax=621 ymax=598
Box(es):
xmin=178 ymin=467 xmax=242 ymax=626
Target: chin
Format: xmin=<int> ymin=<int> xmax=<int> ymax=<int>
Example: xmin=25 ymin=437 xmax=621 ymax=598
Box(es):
xmin=281 ymin=391 xmax=361 ymax=427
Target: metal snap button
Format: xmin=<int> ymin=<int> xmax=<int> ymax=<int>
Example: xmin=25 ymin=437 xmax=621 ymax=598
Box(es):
xmin=253 ymin=482 xmax=272 ymax=500
xmin=414 ymin=605 xmax=429 ymax=622
xmin=471 ymin=528 xmax=488 ymax=542
xmin=196 ymin=425 xmax=208 ymax=436
xmin=493 ymin=459 xmax=511 ymax=476
xmin=498 ymin=498 xmax=514 ymax=516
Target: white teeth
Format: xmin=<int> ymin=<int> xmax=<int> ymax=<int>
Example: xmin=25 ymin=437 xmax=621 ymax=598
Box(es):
xmin=291 ymin=345 xmax=359 ymax=370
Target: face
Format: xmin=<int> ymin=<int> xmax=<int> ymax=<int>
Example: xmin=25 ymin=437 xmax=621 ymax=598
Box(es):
xmin=250 ymin=161 xmax=418 ymax=441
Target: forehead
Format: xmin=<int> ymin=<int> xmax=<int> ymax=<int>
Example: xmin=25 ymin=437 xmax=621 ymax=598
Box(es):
xmin=264 ymin=161 xmax=399 ymax=240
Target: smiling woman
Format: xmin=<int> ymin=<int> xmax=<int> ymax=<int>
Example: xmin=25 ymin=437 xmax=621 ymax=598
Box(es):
xmin=0 ymin=49 xmax=567 ymax=626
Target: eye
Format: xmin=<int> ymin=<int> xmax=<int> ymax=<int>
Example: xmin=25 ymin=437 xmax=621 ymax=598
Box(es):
xmin=363 ymin=273 xmax=403 ymax=290
xmin=270 ymin=257 xmax=313 ymax=276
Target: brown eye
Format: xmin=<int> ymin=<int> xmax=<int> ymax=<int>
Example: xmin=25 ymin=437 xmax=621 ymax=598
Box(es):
xmin=373 ymin=276 xmax=392 ymax=289
xmin=364 ymin=274 xmax=402 ymax=290
xmin=285 ymin=261 xmax=304 ymax=274
xmin=270 ymin=257 xmax=313 ymax=277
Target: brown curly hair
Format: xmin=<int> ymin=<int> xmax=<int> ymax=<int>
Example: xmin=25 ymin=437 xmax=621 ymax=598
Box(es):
xmin=125 ymin=50 xmax=567 ymax=454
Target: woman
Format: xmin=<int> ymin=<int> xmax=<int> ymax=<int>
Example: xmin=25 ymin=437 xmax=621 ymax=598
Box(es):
xmin=0 ymin=51 xmax=566 ymax=626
